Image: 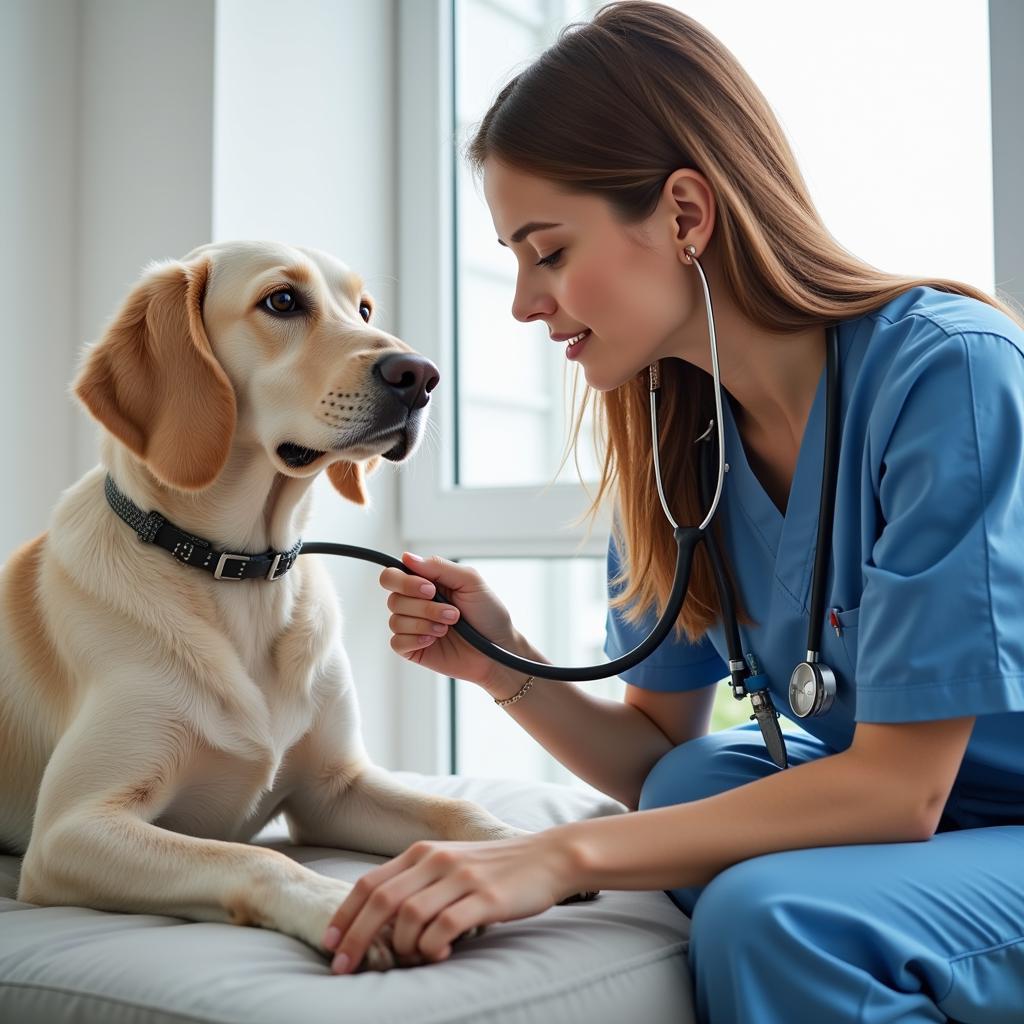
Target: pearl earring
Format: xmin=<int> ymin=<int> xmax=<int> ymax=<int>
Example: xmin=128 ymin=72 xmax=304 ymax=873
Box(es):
xmin=683 ymin=244 xmax=697 ymax=264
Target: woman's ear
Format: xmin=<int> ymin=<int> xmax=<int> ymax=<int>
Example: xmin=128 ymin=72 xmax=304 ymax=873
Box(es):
xmin=73 ymin=257 xmax=236 ymax=490
xmin=326 ymin=456 xmax=382 ymax=506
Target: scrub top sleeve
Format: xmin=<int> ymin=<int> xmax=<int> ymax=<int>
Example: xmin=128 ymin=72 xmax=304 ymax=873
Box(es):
xmin=856 ymin=330 xmax=1024 ymax=722
xmin=602 ymin=531 xmax=727 ymax=691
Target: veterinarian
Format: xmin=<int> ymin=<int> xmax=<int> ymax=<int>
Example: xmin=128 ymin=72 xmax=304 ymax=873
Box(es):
xmin=323 ymin=3 xmax=1024 ymax=1019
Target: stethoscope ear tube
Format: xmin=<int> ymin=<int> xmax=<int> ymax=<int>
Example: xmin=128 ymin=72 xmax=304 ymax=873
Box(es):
xmin=301 ymin=528 xmax=706 ymax=682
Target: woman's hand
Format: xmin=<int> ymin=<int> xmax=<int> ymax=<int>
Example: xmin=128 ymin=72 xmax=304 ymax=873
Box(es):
xmin=380 ymin=552 xmax=522 ymax=690
xmin=321 ymin=830 xmax=582 ymax=974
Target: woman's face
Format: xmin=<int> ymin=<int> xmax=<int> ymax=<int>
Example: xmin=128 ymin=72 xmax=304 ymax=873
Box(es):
xmin=482 ymin=157 xmax=696 ymax=391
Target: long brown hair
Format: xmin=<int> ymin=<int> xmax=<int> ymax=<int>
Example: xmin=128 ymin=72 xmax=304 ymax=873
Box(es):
xmin=465 ymin=0 xmax=1024 ymax=643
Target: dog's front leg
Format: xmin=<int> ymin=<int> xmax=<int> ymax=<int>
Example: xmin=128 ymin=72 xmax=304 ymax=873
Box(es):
xmin=283 ymin=679 xmax=528 ymax=857
xmin=20 ymin=811 xmax=358 ymax=954
xmin=287 ymin=758 xmax=530 ymax=856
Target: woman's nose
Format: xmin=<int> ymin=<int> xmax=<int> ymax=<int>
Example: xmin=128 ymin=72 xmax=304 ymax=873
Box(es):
xmin=511 ymin=279 xmax=556 ymax=323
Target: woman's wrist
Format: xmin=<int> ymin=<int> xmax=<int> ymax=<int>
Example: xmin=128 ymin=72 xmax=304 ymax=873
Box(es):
xmin=537 ymin=821 xmax=599 ymax=899
xmin=479 ymin=632 xmax=546 ymax=700
xmin=481 ymin=663 xmax=535 ymax=702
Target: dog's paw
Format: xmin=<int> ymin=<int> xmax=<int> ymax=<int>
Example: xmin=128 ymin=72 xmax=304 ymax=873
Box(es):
xmin=558 ymin=889 xmax=600 ymax=905
xmin=360 ymin=923 xmax=400 ymax=971
xmin=359 ymin=921 xmax=487 ymax=972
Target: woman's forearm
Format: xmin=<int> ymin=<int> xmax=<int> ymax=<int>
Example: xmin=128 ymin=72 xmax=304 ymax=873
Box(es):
xmin=552 ymin=746 xmax=933 ymax=893
xmin=483 ymin=636 xmax=674 ymax=808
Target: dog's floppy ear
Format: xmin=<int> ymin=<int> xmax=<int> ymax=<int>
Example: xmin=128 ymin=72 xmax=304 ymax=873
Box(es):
xmin=73 ymin=257 xmax=236 ymax=490
xmin=326 ymin=456 xmax=382 ymax=506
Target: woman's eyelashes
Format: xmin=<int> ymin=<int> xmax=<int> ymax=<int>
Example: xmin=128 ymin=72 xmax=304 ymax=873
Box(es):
xmin=535 ymin=248 xmax=564 ymax=269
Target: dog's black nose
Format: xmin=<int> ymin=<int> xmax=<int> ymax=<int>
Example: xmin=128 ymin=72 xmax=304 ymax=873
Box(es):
xmin=373 ymin=353 xmax=440 ymax=411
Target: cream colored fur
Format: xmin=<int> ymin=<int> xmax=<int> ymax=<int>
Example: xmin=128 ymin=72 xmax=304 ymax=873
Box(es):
xmin=0 ymin=240 xmax=523 ymax=970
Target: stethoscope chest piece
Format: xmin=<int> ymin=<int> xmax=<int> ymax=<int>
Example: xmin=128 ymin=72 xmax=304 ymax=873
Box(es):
xmin=787 ymin=659 xmax=837 ymax=718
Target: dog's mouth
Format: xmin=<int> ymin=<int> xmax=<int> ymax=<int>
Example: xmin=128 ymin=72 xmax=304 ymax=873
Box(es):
xmin=378 ymin=431 xmax=409 ymax=462
xmin=276 ymin=430 xmax=408 ymax=469
xmin=276 ymin=442 xmax=326 ymax=468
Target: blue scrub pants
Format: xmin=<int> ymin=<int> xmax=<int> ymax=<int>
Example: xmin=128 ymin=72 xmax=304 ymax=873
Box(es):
xmin=638 ymin=722 xmax=1024 ymax=1024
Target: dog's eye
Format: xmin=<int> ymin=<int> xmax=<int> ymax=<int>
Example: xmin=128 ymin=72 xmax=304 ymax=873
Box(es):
xmin=359 ymin=301 xmax=372 ymax=322
xmin=264 ymin=290 xmax=300 ymax=315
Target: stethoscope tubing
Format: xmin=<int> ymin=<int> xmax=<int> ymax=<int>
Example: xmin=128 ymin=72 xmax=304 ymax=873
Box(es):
xmin=807 ymin=324 xmax=841 ymax=660
xmin=299 ymin=525 xmax=704 ymax=682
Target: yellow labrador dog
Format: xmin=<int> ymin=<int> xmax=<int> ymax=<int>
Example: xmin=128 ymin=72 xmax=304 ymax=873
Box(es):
xmin=0 ymin=240 xmax=527 ymax=970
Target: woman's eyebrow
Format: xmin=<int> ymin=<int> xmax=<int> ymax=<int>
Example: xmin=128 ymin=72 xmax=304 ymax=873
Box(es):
xmin=497 ymin=221 xmax=563 ymax=246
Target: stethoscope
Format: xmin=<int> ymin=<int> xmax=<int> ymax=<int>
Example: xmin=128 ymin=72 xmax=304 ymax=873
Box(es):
xmin=301 ymin=245 xmax=841 ymax=771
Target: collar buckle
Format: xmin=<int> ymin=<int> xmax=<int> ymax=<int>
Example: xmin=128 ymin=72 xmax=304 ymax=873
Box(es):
xmin=214 ymin=552 xmax=250 ymax=580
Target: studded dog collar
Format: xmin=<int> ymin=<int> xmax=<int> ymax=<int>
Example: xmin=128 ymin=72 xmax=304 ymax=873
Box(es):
xmin=104 ymin=474 xmax=302 ymax=581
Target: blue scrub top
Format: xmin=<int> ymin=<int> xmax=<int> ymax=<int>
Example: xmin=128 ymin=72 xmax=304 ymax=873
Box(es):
xmin=604 ymin=285 xmax=1024 ymax=828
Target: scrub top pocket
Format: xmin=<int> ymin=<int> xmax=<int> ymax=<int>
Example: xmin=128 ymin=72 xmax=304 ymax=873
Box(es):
xmin=833 ymin=606 xmax=860 ymax=677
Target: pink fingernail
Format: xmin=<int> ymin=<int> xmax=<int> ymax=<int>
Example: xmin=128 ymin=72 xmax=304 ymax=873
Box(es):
xmin=332 ymin=952 xmax=350 ymax=974
xmin=324 ymin=925 xmax=341 ymax=950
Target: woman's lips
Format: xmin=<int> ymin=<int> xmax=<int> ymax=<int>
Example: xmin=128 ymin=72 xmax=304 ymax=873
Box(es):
xmin=565 ymin=328 xmax=591 ymax=360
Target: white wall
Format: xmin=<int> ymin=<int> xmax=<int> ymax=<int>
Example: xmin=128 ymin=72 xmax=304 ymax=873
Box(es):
xmin=213 ymin=0 xmax=403 ymax=769
xmin=1 ymin=0 xmax=405 ymax=769
xmin=2 ymin=0 xmax=216 ymax=531
xmin=73 ymin=0 xmax=217 ymax=477
xmin=1 ymin=0 xmax=79 ymax=548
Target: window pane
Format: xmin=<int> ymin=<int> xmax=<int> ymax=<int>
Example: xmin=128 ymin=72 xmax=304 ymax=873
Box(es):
xmin=453 ymin=0 xmax=991 ymax=489
xmin=453 ymin=556 xmax=613 ymax=795
xmin=451 ymin=555 xmax=785 ymax=792
xmin=661 ymin=0 xmax=992 ymax=290
xmin=454 ymin=0 xmax=602 ymax=489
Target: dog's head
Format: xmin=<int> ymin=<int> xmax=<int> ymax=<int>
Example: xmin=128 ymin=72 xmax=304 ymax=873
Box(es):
xmin=72 ymin=241 xmax=438 ymax=504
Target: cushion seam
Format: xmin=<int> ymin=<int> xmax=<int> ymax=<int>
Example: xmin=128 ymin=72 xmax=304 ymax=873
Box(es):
xmin=0 ymin=981 xmax=227 ymax=1024
xmin=414 ymin=940 xmax=690 ymax=1024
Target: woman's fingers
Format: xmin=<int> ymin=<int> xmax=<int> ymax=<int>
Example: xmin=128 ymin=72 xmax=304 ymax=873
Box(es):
xmin=417 ymin=893 xmax=494 ymax=961
xmin=391 ymin=634 xmax=437 ymax=657
xmin=329 ymin=860 xmax=487 ymax=972
xmin=379 ymin=569 xmax=461 ymax=621
xmin=389 ymin=875 xmax=474 ymax=961
xmin=379 ymin=565 xmax=436 ymax=598
xmin=378 ymin=557 xmax=473 ymax=664
xmin=327 ymin=848 xmax=442 ymax=973
xmin=386 ymin=592 xmax=460 ymax=623
xmin=390 ymin=613 xmax=450 ymax=637
xmin=401 ymin=552 xmax=479 ymax=591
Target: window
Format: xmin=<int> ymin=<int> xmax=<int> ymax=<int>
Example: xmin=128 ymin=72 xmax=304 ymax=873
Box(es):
xmin=454 ymin=0 xmax=602 ymax=488
xmin=396 ymin=0 xmax=994 ymax=784
xmin=451 ymin=555 xmax=613 ymax=796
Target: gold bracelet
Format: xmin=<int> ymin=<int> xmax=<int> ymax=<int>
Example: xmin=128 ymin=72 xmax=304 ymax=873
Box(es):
xmin=494 ymin=674 xmax=535 ymax=707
